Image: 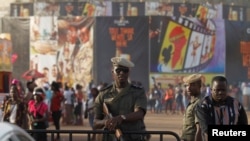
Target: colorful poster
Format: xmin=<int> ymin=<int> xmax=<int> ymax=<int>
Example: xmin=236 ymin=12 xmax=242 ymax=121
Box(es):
xmin=56 ymin=17 xmax=95 ymax=89
xmin=10 ymin=2 xmax=34 ymax=17
xmin=145 ymin=2 xmax=175 ymax=16
xmin=223 ymin=5 xmax=246 ymax=21
xmin=150 ymin=16 xmax=225 ymax=73
xmin=112 ymin=2 xmax=145 ymax=16
xmin=225 ymin=21 xmax=250 ymax=82
xmin=0 ymin=33 xmax=12 ymax=72
xmin=33 ymin=2 xmax=60 ymax=16
xmin=95 ymin=16 xmax=149 ymax=90
xmin=174 ymin=3 xmax=193 ymax=18
xmin=91 ymin=1 xmax=112 ymax=16
xmin=59 ymin=2 xmax=79 ymax=16
xmin=158 ymin=20 xmax=190 ymax=71
xmin=29 ymin=16 xmax=58 ymax=86
xmin=82 ymin=2 xmax=96 ymax=16
xmin=78 ymin=1 xmax=112 ymax=16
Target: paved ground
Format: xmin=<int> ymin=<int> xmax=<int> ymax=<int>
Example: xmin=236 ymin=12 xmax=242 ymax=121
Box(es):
xmin=46 ymin=111 xmax=250 ymax=141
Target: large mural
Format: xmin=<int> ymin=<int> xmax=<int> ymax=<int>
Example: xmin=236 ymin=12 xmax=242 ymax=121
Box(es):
xmin=2 ymin=1 xmax=250 ymax=91
xmin=150 ymin=3 xmax=225 ymax=73
xmin=29 ymin=16 xmax=95 ymax=89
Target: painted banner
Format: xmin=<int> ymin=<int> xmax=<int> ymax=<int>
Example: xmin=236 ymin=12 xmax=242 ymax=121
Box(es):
xmin=10 ymin=2 xmax=33 ymax=17
xmin=30 ymin=16 xmax=95 ymax=89
xmin=33 ymin=1 xmax=112 ymax=17
xmin=94 ymin=16 xmax=149 ymax=90
xmin=150 ymin=16 xmax=225 ymax=73
xmin=223 ymin=5 xmax=246 ymax=21
xmin=0 ymin=33 xmax=12 ymax=72
xmin=29 ymin=16 xmax=58 ymax=86
xmin=225 ymin=21 xmax=250 ymax=83
xmin=112 ymin=2 xmax=145 ymax=16
xmin=57 ymin=17 xmax=95 ymax=90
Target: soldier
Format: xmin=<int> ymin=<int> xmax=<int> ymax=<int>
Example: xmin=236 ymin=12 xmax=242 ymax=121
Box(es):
xmin=94 ymin=57 xmax=148 ymax=141
xmin=181 ymin=74 xmax=202 ymax=141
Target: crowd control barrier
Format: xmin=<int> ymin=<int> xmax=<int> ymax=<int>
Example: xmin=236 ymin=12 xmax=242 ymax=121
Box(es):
xmin=27 ymin=129 xmax=181 ymax=141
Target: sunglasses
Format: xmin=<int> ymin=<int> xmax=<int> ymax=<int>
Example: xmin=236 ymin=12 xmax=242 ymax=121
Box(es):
xmin=115 ymin=68 xmax=129 ymax=74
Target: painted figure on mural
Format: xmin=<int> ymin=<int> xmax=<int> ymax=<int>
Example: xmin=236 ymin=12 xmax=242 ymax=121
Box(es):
xmin=190 ymin=35 xmax=201 ymax=67
xmin=72 ymin=18 xmax=94 ymax=90
xmin=57 ymin=22 xmax=79 ymax=86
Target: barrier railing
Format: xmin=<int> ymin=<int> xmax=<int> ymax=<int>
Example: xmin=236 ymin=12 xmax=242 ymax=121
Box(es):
xmin=27 ymin=129 xmax=181 ymax=141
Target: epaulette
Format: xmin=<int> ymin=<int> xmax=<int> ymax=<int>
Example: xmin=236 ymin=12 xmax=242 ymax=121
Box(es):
xmin=100 ymin=84 xmax=112 ymax=91
xmin=131 ymin=84 xmax=143 ymax=89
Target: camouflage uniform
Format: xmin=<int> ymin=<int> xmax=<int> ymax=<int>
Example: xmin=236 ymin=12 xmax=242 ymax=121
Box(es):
xmin=94 ymin=83 xmax=147 ymax=141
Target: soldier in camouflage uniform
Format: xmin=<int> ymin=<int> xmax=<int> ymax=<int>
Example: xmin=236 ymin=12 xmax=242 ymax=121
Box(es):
xmin=94 ymin=57 xmax=148 ymax=141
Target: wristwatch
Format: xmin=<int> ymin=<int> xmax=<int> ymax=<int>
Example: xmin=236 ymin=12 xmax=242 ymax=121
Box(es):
xmin=121 ymin=115 xmax=126 ymax=120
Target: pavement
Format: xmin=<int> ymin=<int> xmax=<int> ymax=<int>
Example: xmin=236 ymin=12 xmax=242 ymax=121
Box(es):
xmin=46 ymin=111 xmax=250 ymax=141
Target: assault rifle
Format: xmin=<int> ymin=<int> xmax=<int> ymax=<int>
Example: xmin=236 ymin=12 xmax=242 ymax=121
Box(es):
xmin=103 ymin=102 xmax=124 ymax=141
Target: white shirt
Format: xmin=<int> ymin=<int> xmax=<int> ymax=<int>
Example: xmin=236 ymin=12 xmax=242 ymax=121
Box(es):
xmin=9 ymin=104 xmax=17 ymax=124
xmin=63 ymin=89 xmax=74 ymax=105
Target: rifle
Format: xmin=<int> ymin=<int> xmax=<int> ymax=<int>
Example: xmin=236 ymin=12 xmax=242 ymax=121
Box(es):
xmin=103 ymin=102 xmax=124 ymax=141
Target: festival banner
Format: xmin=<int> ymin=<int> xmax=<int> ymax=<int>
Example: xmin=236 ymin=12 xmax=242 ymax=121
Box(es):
xmin=59 ymin=2 xmax=80 ymax=16
xmin=94 ymin=16 xmax=149 ymax=90
xmin=158 ymin=19 xmax=190 ymax=71
xmin=56 ymin=16 xmax=95 ymax=89
xmin=145 ymin=2 xmax=174 ymax=16
xmin=0 ymin=33 xmax=12 ymax=72
xmin=225 ymin=21 xmax=250 ymax=82
xmin=112 ymin=2 xmax=145 ymax=16
xmin=10 ymin=2 xmax=33 ymax=17
xmin=29 ymin=16 xmax=58 ymax=86
xmin=150 ymin=16 xmax=225 ymax=73
xmin=223 ymin=5 xmax=246 ymax=21
xmin=33 ymin=2 xmax=60 ymax=16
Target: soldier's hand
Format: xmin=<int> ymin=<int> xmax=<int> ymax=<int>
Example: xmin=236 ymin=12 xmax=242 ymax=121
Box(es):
xmin=105 ymin=116 xmax=123 ymax=131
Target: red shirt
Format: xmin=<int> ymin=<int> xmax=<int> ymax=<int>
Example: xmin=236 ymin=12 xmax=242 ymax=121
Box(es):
xmin=28 ymin=100 xmax=48 ymax=117
xmin=50 ymin=91 xmax=64 ymax=112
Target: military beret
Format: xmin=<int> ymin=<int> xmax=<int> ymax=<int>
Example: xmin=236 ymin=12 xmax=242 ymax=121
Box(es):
xmin=111 ymin=57 xmax=134 ymax=68
xmin=183 ymin=74 xmax=202 ymax=84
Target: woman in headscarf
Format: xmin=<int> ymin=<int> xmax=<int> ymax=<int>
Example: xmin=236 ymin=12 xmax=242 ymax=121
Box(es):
xmin=2 ymin=83 xmax=25 ymax=128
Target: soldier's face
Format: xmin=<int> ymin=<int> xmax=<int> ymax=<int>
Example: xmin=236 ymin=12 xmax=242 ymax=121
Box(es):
xmin=185 ymin=81 xmax=201 ymax=96
xmin=112 ymin=66 xmax=129 ymax=83
xmin=67 ymin=26 xmax=77 ymax=43
xmin=78 ymin=27 xmax=90 ymax=44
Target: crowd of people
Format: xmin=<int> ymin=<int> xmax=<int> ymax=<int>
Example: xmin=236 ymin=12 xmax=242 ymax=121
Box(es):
xmin=0 ymin=78 xmax=104 ymax=141
xmin=0 ymin=56 xmax=249 ymax=141
xmin=146 ymin=76 xmax=250 ymax=117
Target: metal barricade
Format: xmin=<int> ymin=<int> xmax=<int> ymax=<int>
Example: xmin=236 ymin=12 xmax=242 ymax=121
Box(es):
xmin=27 ymin=129 xmax=181 ymax=141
